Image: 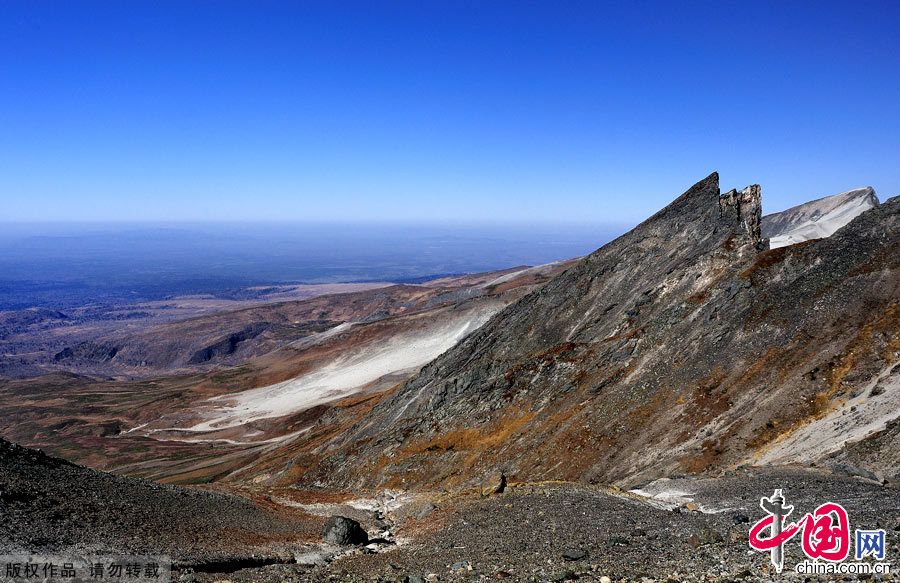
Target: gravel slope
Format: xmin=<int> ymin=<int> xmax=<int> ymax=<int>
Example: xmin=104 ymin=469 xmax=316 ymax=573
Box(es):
xmin=181 ymin=467 xmax=899 ymax=582
xmin=0 ymin=438 xmax=321 ymax=568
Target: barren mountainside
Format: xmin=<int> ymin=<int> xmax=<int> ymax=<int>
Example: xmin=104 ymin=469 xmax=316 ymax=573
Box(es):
xmin=302 ymin=173 xmax=899 ymax=491
xmin=0 ymin=438 xmax=317 ymax=565
xmin=2 ymin=173 xmax=899 ymax=582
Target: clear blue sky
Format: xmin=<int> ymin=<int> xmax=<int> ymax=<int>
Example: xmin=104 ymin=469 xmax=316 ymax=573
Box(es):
xmin=1 ymin=1 xmax=898 ymax=223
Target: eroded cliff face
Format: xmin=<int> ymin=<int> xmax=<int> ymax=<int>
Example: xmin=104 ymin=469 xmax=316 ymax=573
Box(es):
xmin=298 ymin=174 xmax=898 ymax=491
xmin=719 ymin=184 xmax=763 ymax=246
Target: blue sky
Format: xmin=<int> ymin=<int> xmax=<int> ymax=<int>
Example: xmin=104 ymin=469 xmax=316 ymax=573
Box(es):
xmin=1 ymin=1 xmax=898 ymax=223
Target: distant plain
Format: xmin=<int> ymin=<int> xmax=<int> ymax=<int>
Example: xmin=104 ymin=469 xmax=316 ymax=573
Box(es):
xmin=0 ymin=221 xmax=625 ymax=310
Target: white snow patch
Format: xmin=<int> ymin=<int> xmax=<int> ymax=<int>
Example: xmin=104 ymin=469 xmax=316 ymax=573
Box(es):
xmin=481 ymin=261 xmax=563 ymax=288
xmin=765 ymin=187 xmax=877 ymax=249
xmin=185 ymin=310 xmax=496 ymax=431
xmin=629 ymin=481 xmax=695 ymax=510
xmin=280 ymin=491 xmax=413 ymax=516
xmin=629 ymin=480 xmax=730 ymax=513
xmin=141 ymin=427 xmax=310 ymax=445
xmin=289 ymin=322 xmax=356 ymax=349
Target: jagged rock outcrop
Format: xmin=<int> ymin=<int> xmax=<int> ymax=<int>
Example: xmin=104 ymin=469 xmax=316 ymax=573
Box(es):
xmin=300 ymin=173 xmax=899 ymax=491
xmin=762 ymin=186 xmax=879 ymax=248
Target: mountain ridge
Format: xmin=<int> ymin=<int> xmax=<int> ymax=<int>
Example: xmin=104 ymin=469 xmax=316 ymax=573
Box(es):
xmin=296 ymin=175 xmax=898 ymax=492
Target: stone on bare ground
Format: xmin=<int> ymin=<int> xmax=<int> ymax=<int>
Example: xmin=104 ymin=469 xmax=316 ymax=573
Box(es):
xmin=322 ymin=516 xmax=368 ymax=545
xmin=481 ymin=472 xmax=507 ymax=496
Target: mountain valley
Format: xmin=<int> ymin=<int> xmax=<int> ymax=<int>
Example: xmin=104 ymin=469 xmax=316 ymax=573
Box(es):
xmin=1 ymin=174 xmax=898 ymax=581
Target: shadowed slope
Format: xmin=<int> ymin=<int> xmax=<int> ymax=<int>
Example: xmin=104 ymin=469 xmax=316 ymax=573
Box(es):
xmin=0 ymin=438 xmax=319 ymax=564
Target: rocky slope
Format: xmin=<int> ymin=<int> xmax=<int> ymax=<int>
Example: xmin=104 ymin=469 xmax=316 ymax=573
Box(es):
xmin=762 ymin=186 xmax=879 ymax=248
xmin=0 ymin=438 xmax=320 ymax=567
xmin=305 ymin=468 xmax=898 ymax=583
xmin=298 ymin=173 xmax=898 ymax=491
xmin=4 ymin=435 xmax=897 ymax=582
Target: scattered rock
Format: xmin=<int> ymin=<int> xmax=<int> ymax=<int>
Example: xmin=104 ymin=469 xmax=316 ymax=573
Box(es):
xmin=562 ymin=547 xmax=587 ymax=561
xmin=832 ymin=464 xmax=879 ymax=482
xmin=295 ymin=551 xmax=329 ymax=566
xmin=323 ymin=515 xmax=368 ymax=545
xmin=731 ymin=513 xmax=750 ymax=524
xmin=481 ymin=472 xmax=507 ymax=496
xmin=687 ymin=527 xmax=724 ymax=548
xmin=417 ymin=503 xmax=437 ymax=520
xmin=450 ymin=561 xmax=471 ymax=573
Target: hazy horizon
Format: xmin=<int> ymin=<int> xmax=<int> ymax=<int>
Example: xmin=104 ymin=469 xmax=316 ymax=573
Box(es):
xmin=0 ymin=220 xmax=625 ymax=310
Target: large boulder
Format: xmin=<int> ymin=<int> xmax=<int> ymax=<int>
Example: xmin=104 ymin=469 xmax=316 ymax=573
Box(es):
xmin=322 ymin=515 xmax=368 ymax=545
xmin=481 ymin=472 xmax=507 ymax=496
